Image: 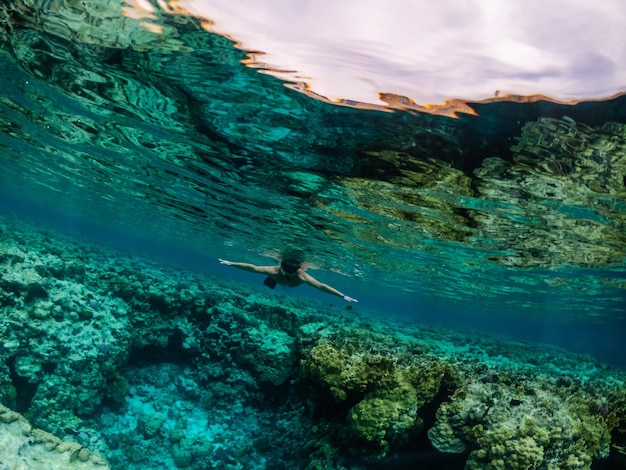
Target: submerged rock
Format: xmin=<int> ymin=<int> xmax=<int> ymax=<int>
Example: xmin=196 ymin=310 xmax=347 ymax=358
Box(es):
xmin=0 ymin=402 xmax=110 ymax=469
xmin=235 ymin=323 xmax=296 ymax=386
xmin=299 ymin=328 xmax=459 ymax=456
xmin=137 ymin=413 xmax=165 ymax=440
xmin=428 ymin=378 xmax=613 ymax=469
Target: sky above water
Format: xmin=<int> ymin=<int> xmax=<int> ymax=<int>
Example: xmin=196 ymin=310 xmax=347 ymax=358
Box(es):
xmin=150 ymin=0 xmax=626 ymax=106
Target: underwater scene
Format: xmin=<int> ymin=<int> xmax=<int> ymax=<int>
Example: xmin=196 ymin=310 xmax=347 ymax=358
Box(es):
xmin=1 ymin=1 xmax=626 ymax=469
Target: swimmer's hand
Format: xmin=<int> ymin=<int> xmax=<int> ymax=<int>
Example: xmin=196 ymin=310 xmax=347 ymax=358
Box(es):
xmin=341 ymin=294 xmax=358 ymax=302
xmin=219 ymin=259 xmax=233 ymax=266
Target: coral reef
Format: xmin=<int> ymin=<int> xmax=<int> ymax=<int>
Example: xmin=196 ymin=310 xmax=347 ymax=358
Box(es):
xmin=0 ymin=1 xmax=624 ymax=467
xmin=428 ymin=375 xmax=616 ymax=469
xmin=299 ymin=328 xmax=459 ymax=456
xmin=0 ymin=402 xmax=109 ymax=469
xmin=0 ymin=215 xmax=625 ymax=469
xmin=0 ymin=217 xmax=320 ymax=469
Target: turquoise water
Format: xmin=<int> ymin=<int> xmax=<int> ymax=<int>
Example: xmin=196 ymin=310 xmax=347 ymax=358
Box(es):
xmin=1 ymin=2 xmax=626 ymax=469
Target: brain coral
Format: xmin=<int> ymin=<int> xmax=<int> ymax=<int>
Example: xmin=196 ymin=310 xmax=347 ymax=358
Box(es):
xmin=428 ymin=378 xmax=612 ymax=469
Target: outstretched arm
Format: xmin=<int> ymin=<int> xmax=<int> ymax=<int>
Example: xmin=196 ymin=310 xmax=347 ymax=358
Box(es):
xmin=219 ymin=259 xmax=276 ymax=275
xmin=300 ymin=272 xmax=358 ymax=302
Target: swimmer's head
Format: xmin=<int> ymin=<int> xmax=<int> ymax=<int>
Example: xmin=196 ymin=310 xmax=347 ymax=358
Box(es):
xmin=280 ymin=260 xmax=301 ymax=275
xmin=280 ymin=248 xmax=305 ymax=267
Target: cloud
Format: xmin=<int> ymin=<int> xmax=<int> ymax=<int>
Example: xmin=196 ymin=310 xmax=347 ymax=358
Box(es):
xmin=178 ymin=0 xmax=626 ymax=105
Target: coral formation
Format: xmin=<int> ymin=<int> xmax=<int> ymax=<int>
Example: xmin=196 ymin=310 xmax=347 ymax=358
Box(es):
xmin=0 ymin=0 xmax=624 ymax=467
xmin=299 ymin=328 xmax=458 ymax=456
xmin=0 ymin=402 xmax=109 ymax=468
xmin=428 ymin=376 xmax=615 ymax=469
xmin=0 ymin=215 xmax=624 ymax=469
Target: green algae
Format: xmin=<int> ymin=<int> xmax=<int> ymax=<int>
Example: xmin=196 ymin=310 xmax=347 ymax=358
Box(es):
xmin=299 ymin=328 xmax=460 ymax=456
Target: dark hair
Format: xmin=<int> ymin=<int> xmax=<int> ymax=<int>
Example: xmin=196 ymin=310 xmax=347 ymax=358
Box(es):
xmin=280 ymin=260 xmax=301 ymax=274
xmin=280 ymin=248 xmax=305 ymax=270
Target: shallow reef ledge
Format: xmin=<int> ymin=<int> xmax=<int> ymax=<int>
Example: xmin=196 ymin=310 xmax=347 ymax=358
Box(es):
xmin=1 ymin=215 xmax=625 ymax=469
xmin=0 ymin=402 xmax=109 ymax=469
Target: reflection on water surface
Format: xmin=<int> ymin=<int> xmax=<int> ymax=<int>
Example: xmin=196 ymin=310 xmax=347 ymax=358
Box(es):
xmin=150 ymin=0 xmax=626 ymax=115
xmin=0 ymin=0 xmax=625 ymax=318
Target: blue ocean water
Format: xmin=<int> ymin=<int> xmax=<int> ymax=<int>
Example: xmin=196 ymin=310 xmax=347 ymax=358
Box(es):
xmin=1 ymin=2 xmax=626 ymax=469
xmin=3 ymin=192 xmax=625 ymax=369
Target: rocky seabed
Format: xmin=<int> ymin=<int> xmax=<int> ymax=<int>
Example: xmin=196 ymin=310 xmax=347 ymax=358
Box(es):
xmin=0 ymin=215 xmax=625 ymax=470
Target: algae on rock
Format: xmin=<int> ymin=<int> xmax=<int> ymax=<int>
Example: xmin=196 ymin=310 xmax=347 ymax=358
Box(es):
xmin=428 ymin=378 xmax=614 ymax=469
xmin=299 ymin=328 xmax=457 ymax=456
xmin=0 ymin=402 xmax=110 ymax=469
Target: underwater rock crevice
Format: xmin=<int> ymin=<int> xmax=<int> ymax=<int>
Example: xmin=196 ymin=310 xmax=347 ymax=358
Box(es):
xmin=127 ymin=336 xmax=190 ymax=367
xmin=6 ymin=355 xmax=38 ymax=414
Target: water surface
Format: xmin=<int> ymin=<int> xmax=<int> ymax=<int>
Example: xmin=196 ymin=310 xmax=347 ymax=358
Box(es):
xmin=1 ymin=0 xmax=625 ymax=363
